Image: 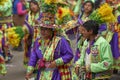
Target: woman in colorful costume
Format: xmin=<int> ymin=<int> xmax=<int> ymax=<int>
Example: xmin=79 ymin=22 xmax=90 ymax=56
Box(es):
xmin=75 ymin=20 xmax=113 ymax=80
xmin=23 ymin=0 xmax=42 ymax=68
xmin=25 ymin=1 xmax=74 ymax=80
xmin=0 ymin=0 xmax=13 ymax=62
xmin=25 ymin=12 xmax=73 ymax=80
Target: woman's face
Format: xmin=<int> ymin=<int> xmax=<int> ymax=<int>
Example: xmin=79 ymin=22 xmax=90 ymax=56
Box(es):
xmin=40 ymin=27 xmax=53 ymax=39
xmin=30 ymin=2 xmax=39 ymax=13
xmin=83 ymin=2 xmax=93 ymax=13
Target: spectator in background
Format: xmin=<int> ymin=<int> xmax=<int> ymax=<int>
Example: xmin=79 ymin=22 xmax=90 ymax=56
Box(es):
xmin=12 ymin=0 xmax=29 ymax=51
xmin=23 ymin=0 xmax=41 ymax=69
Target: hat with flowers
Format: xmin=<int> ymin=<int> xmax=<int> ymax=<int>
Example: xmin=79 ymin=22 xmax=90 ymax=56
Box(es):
xmin=39 ymin=0 xmax=76 ymax=31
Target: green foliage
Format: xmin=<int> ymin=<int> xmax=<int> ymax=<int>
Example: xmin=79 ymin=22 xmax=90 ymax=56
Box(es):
xmin=89 ymin=10 xmax=104 ymax=24
xmin=14 ymin=27 xmax=24 ymax=39
xmin=41 ymin=3 xmax=57 ymax=14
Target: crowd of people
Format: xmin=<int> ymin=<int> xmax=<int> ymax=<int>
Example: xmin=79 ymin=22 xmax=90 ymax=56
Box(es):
xmin=0 ymin=0 xmax=120 ymax=80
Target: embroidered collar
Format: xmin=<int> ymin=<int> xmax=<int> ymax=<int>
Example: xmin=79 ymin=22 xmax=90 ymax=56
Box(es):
xmin=86 ymin=34 xmax=100 ymax=54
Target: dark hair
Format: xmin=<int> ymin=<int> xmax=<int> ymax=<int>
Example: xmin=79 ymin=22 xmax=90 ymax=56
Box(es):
xmin=29 ymin=0 xmax=40 ymax=12
xmin=80 ymin=1 xmax=94 ymax=18
xmin=83 ymin=1 xmax=94 ymax=11
xmin=94 ymin=0 xmax=102 ymax=9
xmin=82 ymin=20 xmax=99 ymax=35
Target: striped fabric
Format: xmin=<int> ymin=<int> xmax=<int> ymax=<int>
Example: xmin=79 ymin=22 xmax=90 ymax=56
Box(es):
xmin=58 ymin=64 xmax=71 ymax=80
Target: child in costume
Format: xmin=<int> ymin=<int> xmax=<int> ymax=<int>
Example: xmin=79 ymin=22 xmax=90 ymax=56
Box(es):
xmin=75 ymin=20 xmax=113 ymax=80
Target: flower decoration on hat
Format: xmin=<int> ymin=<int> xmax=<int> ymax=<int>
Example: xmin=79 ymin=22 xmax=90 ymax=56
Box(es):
xmin=40 ymin=0 xmax=77 ymax=32
xmin=39 ymin=12 xmax=58 ymax=29
xmin=89 ymin=3 xmax=115 ymax=24
xmin=56 ymin=7 xmax=74 ymax=25
xmin=44 ymin=0 xmax=57 ymax=4
xmin=55 ymin=1 xmax=76 ymax=31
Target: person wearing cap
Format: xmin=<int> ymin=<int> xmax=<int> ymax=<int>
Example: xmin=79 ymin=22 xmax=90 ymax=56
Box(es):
xmin=75 ymin=20 xmax=113 ymax=80
xmin=25 ymin=11 xmax=74 ymax=80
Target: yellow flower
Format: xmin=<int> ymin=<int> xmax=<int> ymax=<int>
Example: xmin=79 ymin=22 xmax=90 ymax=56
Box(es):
xmin=56 ymin=7 xmax=70 ymax=20
xmin=101 ymin=14 xmax=115 ymax=23
xmin=44 ymin=0 xmax=57 ymax=4
xmin=9 ymin=38 xmax=20 ymax=47
xmin=97 ymin=3 xmax=115 ymax=23
xmin=6 ymin=27 xmax=17 ymax=34
xmin=98 ymin=3 xmax=113 ymax=17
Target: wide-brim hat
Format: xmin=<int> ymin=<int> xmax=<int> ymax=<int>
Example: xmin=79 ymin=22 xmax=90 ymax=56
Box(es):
xmin=62 ymin=20 xmax=79 ymax=31
xmin=39 ymin=12 xmax=58 ymax=29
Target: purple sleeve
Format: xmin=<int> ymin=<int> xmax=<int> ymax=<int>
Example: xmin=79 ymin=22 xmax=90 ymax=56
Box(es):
xmin=28 ymin=50 xmax=38 ymax=67
xmin=17 ymin=2 xmax=27 ymax=15
xmin=37 ymin=13 xmax=42 ymax=21
xmin=110 ymin=32 xmax=120 ymax=59
xmin=28 ymin=39 xmax=39 ymax=67
xmin=55 ymin=37 xmax=73 ymax=64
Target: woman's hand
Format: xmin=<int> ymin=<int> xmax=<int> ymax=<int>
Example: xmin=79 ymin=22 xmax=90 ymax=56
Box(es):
xmin=47 ymin=61 xmax=56 ymax=68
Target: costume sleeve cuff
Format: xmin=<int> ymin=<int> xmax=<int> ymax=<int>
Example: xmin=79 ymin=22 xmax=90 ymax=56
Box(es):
xmin=0 ymin=64 xmax=7 ymax=75
xmin=27 ymin=66 xmax=34 ymax=73
xmin=55 ymin=58 xmax=64 ymax=66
